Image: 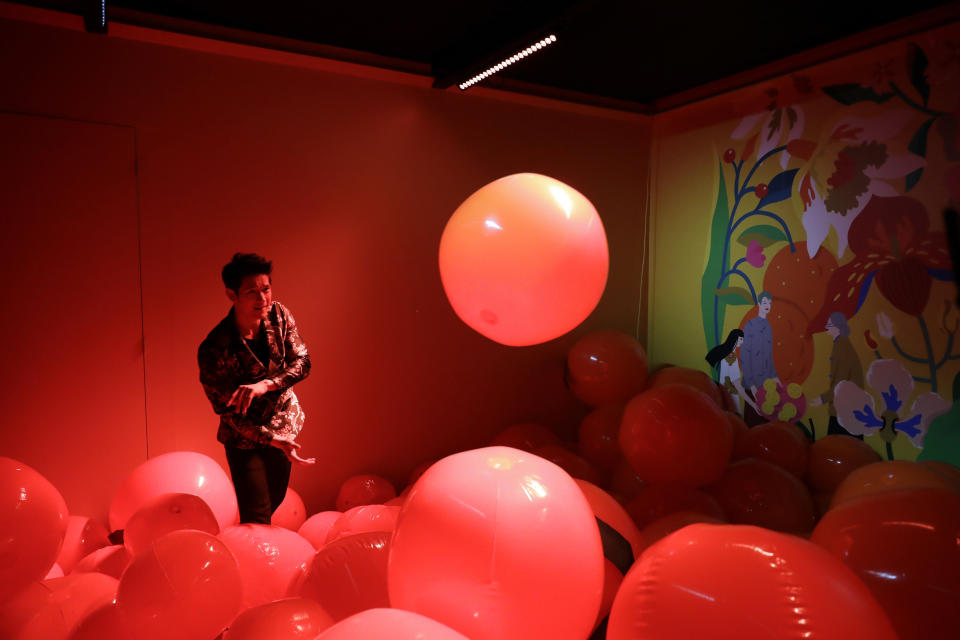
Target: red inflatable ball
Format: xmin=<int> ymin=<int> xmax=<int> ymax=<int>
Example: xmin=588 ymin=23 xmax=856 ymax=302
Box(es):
xmin=624 ymin=484 xmax=726 ymax=530
xmin=109 ymin=451 xmax=238 ymax=532
xmin=223 ymin=597 xmax=334 ymax=640
xmin=575 ymin=479 xmax=642 ymax=559
xmin=116 ymin=530 xmax=242 ymax=640
xmin=45 ymin=563 xmax=64 ymax=579
xmin=723 ymin=411 xmax=750 ymax=444
xmin=921 ymin=460 xmax=960 ymax=489
xmin=566 ymin=330 xmax=648 ymax=408
xmin=315 ymin=608 xmax=470 ymax=640
xmin=72 ymin=545 xmax=131 ymax=580
xmin=123 ymin=493 xmax=219 ymax=556
xmin=830 ymin=460 xmax=959 ymax=509
xmin=706 ymin=458 xmax=816 ymax=534
xmin=619 ymin=384 xmax=733 ymax=487
xmin=295 ymin=530 xmax=392 ymax=622
xmin=0 ymin=457 xmax=69 ymax=601
xmin=732 ymin=420 xmax=810 ymax=478
xmin=56 ymin=516 xmax=110 ymax=574
xmin=608 ymin=459 xmax=646 ymax=504
xmin=532 ymin=444 xmax=603 ymax=485
xmin=388 ymin=447 xmax=603 ymax=640
xmin=577 ymin=404 xmax=626 ymax=474
xmin=325 ymin=504 xmax=401 ymax=545
xmin=489 ymin=423 xmax=561 ymax=452
xmin=272 ymin=487 xmax=307 ymax=530
xmin=634 ymin=511 xmax=725 ymax=556
xmin=12 ymin=573 xmax=118 ymax=640
xmin=811 ymin=488 xmax=960 ymax=640
xmin=67 ymin=603 xmax=130 ymax=640
xmin=405 ymin=460 xmax=437 ymax=491
xmin=608 ymin=524 xmax=898 ymax=640
xmin=438 ymin=173 xmax=608 ymax=346
xmin=217 ymin=524 xmax=316 ymax=609
xmin=298 ymin=511 xmax=342 ymax=550
xmin=804 ymin=434 xmax=882 ymax=493
xmin=596 ymin=559 xmax=624 ymax=629
xmin=645 ymin=366 xmax=724 ymax=408
xmin=336 ymin=474 xmax=397 ymax=512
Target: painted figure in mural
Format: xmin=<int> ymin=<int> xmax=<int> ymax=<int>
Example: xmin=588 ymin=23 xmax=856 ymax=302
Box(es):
xmin=741 ymin=291 xmax=782 ymax=397
xmin=706 ymin=329 xmax=759 ymax=415
xmin=808 ymin=311 xmax=865 ymax=439
xmin=198 ymin=253 xmax=315 ymax=524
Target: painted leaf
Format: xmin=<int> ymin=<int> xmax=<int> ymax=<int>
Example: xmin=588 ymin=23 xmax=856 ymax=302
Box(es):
xmin=715 ymin=287 xmax=754 ymax=306
xmin=806 ymin=257 xmax=880 ymax=336
xmin=821 ymin=83 xmax=895 ymax=105
xmin=737 ymin=224 xmax=788 ymax=247
xmin=905 ymin=118 xmax=935 ymax=192
xmin=758 ymin=168 xmax=798 ymax=207
xmin=907 ymin=43 xmax=931 ymax=107
xmin=701 ymin=163 xmax=731 ymax=358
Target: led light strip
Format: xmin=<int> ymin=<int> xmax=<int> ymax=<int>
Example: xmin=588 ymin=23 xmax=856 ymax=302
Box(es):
xmin=458 ymin=35 xmax=557 ymax=90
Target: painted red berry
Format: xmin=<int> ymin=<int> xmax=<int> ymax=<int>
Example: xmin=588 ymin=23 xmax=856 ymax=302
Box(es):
xmin=723 ymin=148 xmax=736 ymax=163
xmin=755 ymin=183 xmax=769 ymax=199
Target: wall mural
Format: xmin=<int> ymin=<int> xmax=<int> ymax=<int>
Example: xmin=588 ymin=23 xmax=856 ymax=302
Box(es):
xmin=700 ymin=38 xmax=960 ymax=464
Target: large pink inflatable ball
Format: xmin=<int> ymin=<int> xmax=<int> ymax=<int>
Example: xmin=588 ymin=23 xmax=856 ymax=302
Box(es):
xmin=567 ymin=331 xmax=648 ymax=408
xmin=489 ymin=422 xmax=561 ymax=452
xmin=532 ymin=443 xmax=603 ymax=485
xmin=272 ymin=486 xmax=307 ymax=530
xmin=67 ymin=603 xmax=131 ymax=640
xmin=116 ymin=529 xmax=242 ymax=640
xmin=223 ymin=597 xmax=334 ymax=640
xmin=706 ymin=458 xmax=816 ymax=534
xmin=72 ymin=545 xmax=131 ymax=580
xmin=607 ymin=524 xmax=898 ymax=640
xmin=217 ymin=524 xmax=316 ymax=609
xmin=619 ymin=384 xmax=734 ymax=488
xmin=295 ymin=530 xmax=392 ymax=621
xmin=577 ymin=404 xmax=625 ymax=475
xmin=575 ymin=479 xmax=642 ymax=559
xmin=325 ymin=504 xmax=401 ymax=545
xmin=336 ymin=474 xmax=397 ymax=512
xmin=438 ymin=173 xmax=609 ymax=346
xmin=109 ymin=451 xmax=238 ymax=532
xmin=122 ymin=492 xmax=219 ymax=556
xmin=388 ymin=446 xmax=604 ymax=640
xmin=298 ymin=510 xmax=342 ymax=550
xmin=315 ymin=608 xmax=471 ymax=640
xmin=56 ymin=516 xmax=110 ymax=574
xmin=0 ymin=458 xmax=69 ymax=601
xmin=12 ymin=573 xmax=118 ymax=640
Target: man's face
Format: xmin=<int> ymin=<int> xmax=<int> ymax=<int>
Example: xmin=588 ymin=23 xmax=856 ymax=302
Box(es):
xmin=228 ymin=274 xmax=272 ymax=321
xmin=825 ymin=320 xmax=840 ymax=338
xmin=758 ymin=297 xmax=771 ymax=315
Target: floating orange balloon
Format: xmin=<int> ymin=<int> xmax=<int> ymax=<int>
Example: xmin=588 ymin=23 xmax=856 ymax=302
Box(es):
xmin=56 ymin=516 xmax=110 ymax=574
xmin=0 ymin=457 xmax=69 ymax=601
xmin=830 ymin=459 xmax=960 ymax=509
xmin=336 ymin=474 xmax=397 ymax=512
xmin=298 ymin=511 xmax=342 ymax=550
xmin=217 ymin=524 xmax=316 ymax=609
xmin=223 ymin=597 xmax=334 ymax=640
xmin=732 ymin=421 xmax=810 ymax=478
xmin=532 ymin=444 xmax=603 ymax=485
xmin=619 ymin=384 xmax=733 ymax=487
xmin=109 ymin=452 xmax=238 ymax=532
xmin=804 ymin=434 xmax=881 ymax=493
xmin=123 ymin=493 xmax=219 ymax=556
xmin=14 ymin=573 xmax=118 ymax=640
xmin=575 ymin=479 xmax=642 ymax=559
xmin=325 ymin=505 xmax=400 ymax=545
xmin=116 ymin=530 xmax=242 ymax=640
xmin=707 ymin=458 xmax=816 ymax=534
xmin=272 ymin=487 xmax=307 ymax=530
xmin=315 ymin=608 xmax=470 ymax=640
xmin=73 ymin=545 xmax=131 ymax=580
xmin=439 ymin=173 xmax=608 ymax=346
xmin=577 ymin=404 xmax=625 ymax=475
xmin=645 ymin=366 xmax=724 ymax=408
xmin=489 ymin=423 xmax=561 ymax=452
xmin=634 ymin=511 xmax=725 ymax=556
xmin=388 ymin=447 xmax=603 ymax=640
xmin=625 ymin=484 xmax=725 ymax=530
xmin=566 ymin=330 xmax=648 ymax=408
xmin=608 ymin=524 xmax=898 ymax=640
xmin=811 ymin=489 xmax=960 ymax=640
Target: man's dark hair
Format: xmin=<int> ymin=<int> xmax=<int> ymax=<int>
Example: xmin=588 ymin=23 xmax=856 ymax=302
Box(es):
xmin=222 ymin=253 xmax=272 ymax=292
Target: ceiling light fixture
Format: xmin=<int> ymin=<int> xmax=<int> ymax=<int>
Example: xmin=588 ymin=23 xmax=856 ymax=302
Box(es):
xmin=458 ymin=35 xmax=557 ymax=90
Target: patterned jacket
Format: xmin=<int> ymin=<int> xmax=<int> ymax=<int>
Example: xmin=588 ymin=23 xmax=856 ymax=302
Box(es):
xmin=198 ymin=301 xmax=310 ymax=448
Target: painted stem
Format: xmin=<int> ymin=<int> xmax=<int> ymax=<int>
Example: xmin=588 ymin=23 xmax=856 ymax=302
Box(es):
xmin=918 ymin=315 xmax=938 ymax=393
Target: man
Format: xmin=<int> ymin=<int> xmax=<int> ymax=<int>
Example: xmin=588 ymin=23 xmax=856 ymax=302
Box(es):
xmin=198 ymin=253 xmax=315 ymax=524
xmin=741 ymin=291 xmax=782 ymax=396
xmin=808 ymin=311 xmax=864 ymax=438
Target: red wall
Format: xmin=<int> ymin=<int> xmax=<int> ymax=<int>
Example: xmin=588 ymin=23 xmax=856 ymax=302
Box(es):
xmin=0 ymin=6 xmax=651 ymax=521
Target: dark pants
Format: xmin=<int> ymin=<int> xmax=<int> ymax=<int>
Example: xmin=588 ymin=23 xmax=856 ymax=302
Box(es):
xmin=224 ymin=445 xmax=291 ymax=524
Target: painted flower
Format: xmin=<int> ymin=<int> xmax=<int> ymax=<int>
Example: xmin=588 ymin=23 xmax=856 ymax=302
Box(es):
xmin=835 ymin=359 xmax=950 ymax=448
xmin=745 ymin=240 xmax=766 ymax=268
xmin=876 ymin=312 xmax=894 ymax=339
xmin=731 ymin=104 xmax=806 ymax=169
xmin=789 ymin=109 xmax=926 ymax=258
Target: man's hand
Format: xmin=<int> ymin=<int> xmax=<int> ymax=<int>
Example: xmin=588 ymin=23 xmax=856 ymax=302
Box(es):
xmin=227 ymin=380 xmax=273 ymax=415
xmin=262 ymin=428 xmax=315 ymax=465
xmin=808 ymin=395 xmax=823 ymax=408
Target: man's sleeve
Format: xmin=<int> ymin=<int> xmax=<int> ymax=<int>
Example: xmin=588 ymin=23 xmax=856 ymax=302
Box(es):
xmin=740 ymin=322 xmax=757 ymax=388
xmin=198 ymin=342 xmax=272 ymax=445
xmin=272 ymin=306 xmax=311 ymax=390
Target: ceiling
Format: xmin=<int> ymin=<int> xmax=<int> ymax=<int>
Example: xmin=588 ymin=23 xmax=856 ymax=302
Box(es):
xmin=11 ymin=0 xmax=960 ymax=111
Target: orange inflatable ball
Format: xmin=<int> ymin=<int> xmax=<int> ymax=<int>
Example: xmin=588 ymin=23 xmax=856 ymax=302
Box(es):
xmin=336 ymin=474 xmax=397 ymax=512
xmin=804 ymin=434 xmax=882 ymax=493
xmin=116 ymin=530 xmax=242 ymax=640
xmin=325 ymin=504 xmax=401 ymax=545
xmin=830 ymin=460 xmax=960 ymax=509
xmin=634 ymin=511 xmax=725 ymax=556
xmin=438 ymin=173 xmax=608 ymax=347
xmin=533 ymin=444 xmax=603 ymax=485
xmin=217 ymin=524 xmax=316 ymax=609
xmin=388 ymin=447 xmax=604 ymax=640
xmin=575 ymin=479 xmax=642 ymax=559
xmin=577 ymin=404 xmax=625 ymax=474
xmin=109 ymin=451 xmax=238 ymax=532
xmin=732 ymin=420 xmax=810 ymax=478
xmin=272 ymin=487 xmax=307 ymax=530
xmin=13 ymin=573 xmax=118 ymax=640
xmin=811 ymin=489 xmax=960 ymax=640
xmin=619 ymin=384 xmax=733 ymax=487
xmin=0 ymin=458 xmax=69 ymax=601
xmin=67 ymin=603 xmax=131 ymax=640
xmin=314 ymin=608 xmax=470 ymax=640
xmin=489 ymin=423 xmax=561 ymax=452
xmin=298 ymin=511 xmax=342 ymax=550
xmin=645 ymin=366 xmax=724 ymax=408
xmin=223 ymin=597 xmax=334 ymax=640
xmin=624 ymin=484 xmax=726 ymax=530
xmin=607 ymin=524 xmax=898 ymax=640
xmin=56 ymin=516 xmax=110 ymax=574
xmin=295 ymin=530 xmax=392 ymax=622
xmin=566 ymin=330 xmax=648 ymax=408
xmin=123 ymin=492 xmax=219 ymax=556
xmin=72 ymin=545 xmax=131 ymax=580
xmin=608 ymin=458 xmax=646 ymax=504
xmin=706 ymin=458 xmax=816 ymax=534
